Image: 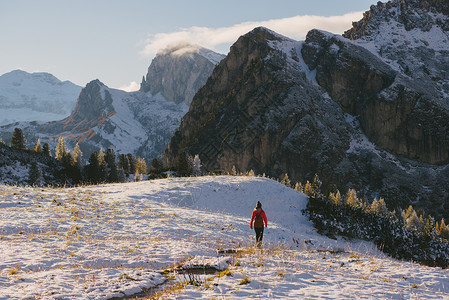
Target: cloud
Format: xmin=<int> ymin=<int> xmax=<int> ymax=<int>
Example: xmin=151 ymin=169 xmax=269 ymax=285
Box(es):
xmin=119 ymin=81 xmax=140 ymax=92
xmin=141 ymin=11 xmax=363 ymax=57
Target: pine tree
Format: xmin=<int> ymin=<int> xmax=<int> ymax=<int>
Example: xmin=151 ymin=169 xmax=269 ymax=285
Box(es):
xmin=150 ymin=157 xmax=163 ymax=173
xmin=55 ymin=136 xmax=68 ymax=161
xmin=34 ymin=139 xmax=42 ymax=153
xmin=177 ymin=151 xmax=192 ymax=176
xmin=61 ymin=150 xmax=73 ymax=168
xmin=86 ymin=152 xmax=100 ymax=184
xmin=311 ymin=174 xmax=322 ymax=197
xmin=42 ymin=143 xmax=52 ymax=156
xmin=423 ymin=215 xmax=436 ymax=238
xmin=127 ymin=153 xmax=136 ymax=174
xmin=28 ymin=161 xmax=44 ymax=186
xmin=104 ymin=148 xmax=118 ymax=182
xmin=10 ymin=128 xmax=27 ymax=149
xmin=118 ymin=154 xmax=130 ymax=175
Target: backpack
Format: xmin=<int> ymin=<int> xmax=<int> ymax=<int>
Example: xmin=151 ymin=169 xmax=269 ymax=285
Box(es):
xmin=254 ymin=210 xmax=264 ymax=228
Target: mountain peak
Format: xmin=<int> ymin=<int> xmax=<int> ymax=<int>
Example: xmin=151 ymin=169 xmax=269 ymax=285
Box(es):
xmin=140 ymin=45 xmax=224 ymax=105
xmin=344 ymin=0 xmax=449 ymax=40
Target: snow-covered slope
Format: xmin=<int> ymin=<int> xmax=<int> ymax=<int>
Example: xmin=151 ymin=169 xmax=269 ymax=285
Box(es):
xmin=1 ymin=176 xmax=447 ymax=299
xmin=1 ymin=79 xmax=189 ymax=162
xmin=0 ymin=70 xmax=81 ymax=125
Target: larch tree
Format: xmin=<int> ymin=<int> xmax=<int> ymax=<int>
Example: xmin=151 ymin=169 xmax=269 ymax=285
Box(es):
xmin=34 ymin=139 xmax=42 ymax=153
xmin=55 ymin=136 xmax=68 ymax=161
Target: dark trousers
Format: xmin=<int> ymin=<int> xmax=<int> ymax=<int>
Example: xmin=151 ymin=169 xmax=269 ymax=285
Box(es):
xmin=255 ymin=227 xmax=264 ymax=246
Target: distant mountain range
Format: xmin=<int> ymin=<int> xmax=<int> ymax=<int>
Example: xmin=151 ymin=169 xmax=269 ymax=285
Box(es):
xmin=0 ymin=44 xmax=225 ymax=162
xmin=0 ymin=70 xmax=81 ymax=125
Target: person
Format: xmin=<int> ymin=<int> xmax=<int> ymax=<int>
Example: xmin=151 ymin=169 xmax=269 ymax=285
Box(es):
xmin=250 ymin=201 xmax=267 ymax=247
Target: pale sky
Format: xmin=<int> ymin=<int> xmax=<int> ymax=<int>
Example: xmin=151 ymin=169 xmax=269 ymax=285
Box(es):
xmin=0 ymin=0 xmax=376 ymax=91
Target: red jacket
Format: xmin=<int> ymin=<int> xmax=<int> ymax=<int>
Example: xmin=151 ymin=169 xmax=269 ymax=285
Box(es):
xmin=250 ymin=209 xmax=267 ymax=229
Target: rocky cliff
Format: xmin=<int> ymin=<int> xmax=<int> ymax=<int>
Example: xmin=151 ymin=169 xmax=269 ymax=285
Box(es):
xmin=140 ymin=43 xmax=225 ymax=105
xmin=164 ymin=1 xmax=449 ymax=220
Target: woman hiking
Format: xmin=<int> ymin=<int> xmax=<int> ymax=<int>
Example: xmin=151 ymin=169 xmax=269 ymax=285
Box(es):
xmin=250 ymin=201 xmax=268 ymax=247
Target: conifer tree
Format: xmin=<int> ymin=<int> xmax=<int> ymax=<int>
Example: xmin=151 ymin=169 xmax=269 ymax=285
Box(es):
xmin=346 ymin=189 xmax=359 ymax=207
xmin=10 ymin=128 xmax=27 ymax=149
xmin=72 ymin=143 xmax=83 ymax=169
xmin=192 ymin=154 xmax=202 ymax=176
xmin=136 ymin=157 xmax=147 ymax=175
xmin=34 ymin=139 xmax=42 ymax=153
xmin=294 ymin=182 xmax=303 ymax=192
xmin=104 ymin=148 xmax=118 ymax=182
xmin=281 ymin=173 xmax=291 ymax=187
xmin=127 ymin=153 xmax=136 ymax=174
xmin=70 ymin=143 xmax=83 ymax=183
xmin=311 ymin=174 xmax=322 ymax=197
xmin=231 ymin=165 xmax=237 ymax=176
xmin=304 ymin=181 xmax=312 ymax=196
xmin=55 ymin=136 xmax=68 ymax=161
xmin=177 ymin=151 xmax=192 ymax=176
xmin=86 ymin=152 xmax=100 ymax=184
xmin=97 ymin=149 xmax=107 ymax=183
xmin=118 ymin=154 xmax=130 ymax=176
xmin=150 ymin=157 xmax=163 ymax=173
xmin=61 ymin=150 xmax=73 ymax=168
xmin=28 ymin=161 xmax=44 ymax=186
xmin=42 ymin=142 xmax=52 ymax=156
xmin=98 ymin=148 xmax=105 ymax=165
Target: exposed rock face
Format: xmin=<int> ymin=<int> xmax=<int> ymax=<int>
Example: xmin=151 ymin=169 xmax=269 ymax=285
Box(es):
xmin=140 ymin=43 xmax=225 ymax=105
xmin=302 ymin=29 xmax=449 ymax=165
xmin=340 ymin=0 xmax=449 ymax=164
xmin=165 ymin=28 xmax=351 ymax=182
xmin=164 ymin=24 xmax=449 ymax=220
xmin=38 ymin=79 xmax=115 ymax=134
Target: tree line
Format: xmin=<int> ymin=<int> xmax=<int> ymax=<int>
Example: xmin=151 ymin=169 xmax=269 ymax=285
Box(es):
xmin=4 ymin=128 xmax=202 ymax=186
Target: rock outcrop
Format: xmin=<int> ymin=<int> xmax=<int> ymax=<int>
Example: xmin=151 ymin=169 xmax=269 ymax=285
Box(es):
xmin=164 ymin=14 xmax=449 ymax=220
xmin=140 ymin=43 xmax=225 ymax=105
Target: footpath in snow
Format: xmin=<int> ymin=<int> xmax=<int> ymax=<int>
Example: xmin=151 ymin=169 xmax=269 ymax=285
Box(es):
xmin=1 ymin=176 xmax=448 ymax=299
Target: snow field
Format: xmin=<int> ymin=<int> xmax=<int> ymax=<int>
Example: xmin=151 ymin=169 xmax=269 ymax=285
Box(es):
xmin=1 ymin=176 xmax=449 ymax=299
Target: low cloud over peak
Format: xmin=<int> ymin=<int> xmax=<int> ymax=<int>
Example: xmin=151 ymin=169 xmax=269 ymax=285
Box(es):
xmin=141 ymin=11 xmax=363 ymax=58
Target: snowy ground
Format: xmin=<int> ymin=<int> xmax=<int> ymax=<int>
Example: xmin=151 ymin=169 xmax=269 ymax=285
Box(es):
xmin=1 ymin=176 xmax=448 ymax=299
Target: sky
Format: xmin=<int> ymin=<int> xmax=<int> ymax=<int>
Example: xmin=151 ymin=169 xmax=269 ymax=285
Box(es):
xmin=0 ymin=0 xmax=376 ymax=91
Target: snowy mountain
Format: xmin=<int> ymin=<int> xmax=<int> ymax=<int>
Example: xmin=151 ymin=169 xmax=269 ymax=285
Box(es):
xmin=2 ymin=176 xmax=448 ymax=299
xmin=164 ymin=0 xmax=449 ymax=220
xmin=0 ymin=70 xmax=81 ymax=125
xmin=0 ymin=44 xmax=223 ymax=162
